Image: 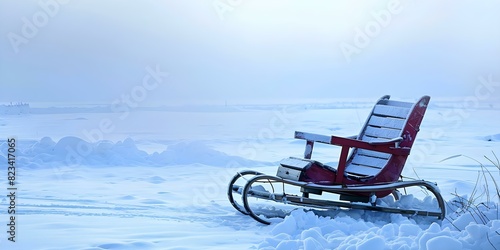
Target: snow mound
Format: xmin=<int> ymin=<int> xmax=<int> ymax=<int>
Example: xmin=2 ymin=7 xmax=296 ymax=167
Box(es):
xmin=153 ymin=141 xmax=264 ymax=166
xmin=0 ymin=136 xmax=268 ymax=168
xmin=259 ymin=209 xmax=500 ymax=250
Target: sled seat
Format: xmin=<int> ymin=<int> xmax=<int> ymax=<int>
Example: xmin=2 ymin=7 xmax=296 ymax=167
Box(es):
xmin=292 ymin=95 xmax=430 ymax=185
xmin=227 ymin=95 xmax=445 ymax=225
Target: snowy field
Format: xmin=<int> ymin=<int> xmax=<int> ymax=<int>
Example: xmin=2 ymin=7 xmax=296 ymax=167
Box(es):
xmin=0 ymin=98 xmax=499 ymax=250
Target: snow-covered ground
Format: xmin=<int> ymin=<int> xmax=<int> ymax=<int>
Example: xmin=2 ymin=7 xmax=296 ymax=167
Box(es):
xmin=0 ymin=98 xmax=499 ymax=249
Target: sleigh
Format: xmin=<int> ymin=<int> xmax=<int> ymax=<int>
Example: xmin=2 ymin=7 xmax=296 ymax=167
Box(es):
xmin=228 ymin=95 xmax=446 ymax=224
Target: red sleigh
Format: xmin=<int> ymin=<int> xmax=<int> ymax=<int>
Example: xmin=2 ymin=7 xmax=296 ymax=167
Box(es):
xmin=228 ymin=95 xmax=445 ymax=224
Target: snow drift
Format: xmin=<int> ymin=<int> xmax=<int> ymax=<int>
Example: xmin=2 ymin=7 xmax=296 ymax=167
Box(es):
xmin=0 ymin=136 xmax=269 ymax=168
xmin=259 ymin=208 xmax=500 ymax=250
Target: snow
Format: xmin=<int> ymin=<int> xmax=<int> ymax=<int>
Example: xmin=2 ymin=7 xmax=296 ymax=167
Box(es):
xmin=0 ymin=100 xmax=499 ymax=249
xmin=486 ymin=134 xmax=500 ymax=142
xmin=0 ymin=137 xmax=266 ymax=168
xmin=260 ymin=209 xmax=499 ymax=249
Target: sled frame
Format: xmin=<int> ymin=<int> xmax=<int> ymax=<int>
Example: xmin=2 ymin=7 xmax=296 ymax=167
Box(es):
xmin=227 ymin=95 xmax=445 ymax=224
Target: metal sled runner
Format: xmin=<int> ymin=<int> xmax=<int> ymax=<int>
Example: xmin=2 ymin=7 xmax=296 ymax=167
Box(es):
xmin=228 ymin=95 xmax=446 ymax=224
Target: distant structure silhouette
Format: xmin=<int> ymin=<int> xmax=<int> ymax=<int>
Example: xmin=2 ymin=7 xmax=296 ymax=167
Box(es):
xmin=0 ymin=102 xmax=30 ymax=115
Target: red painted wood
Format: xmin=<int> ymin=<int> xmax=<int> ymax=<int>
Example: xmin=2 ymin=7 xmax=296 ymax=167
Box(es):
xmin=335 ymin=146 xmax=350 ymax=183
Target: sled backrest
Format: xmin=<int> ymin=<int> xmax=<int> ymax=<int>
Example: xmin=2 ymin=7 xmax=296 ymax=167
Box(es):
xmin=344 ymin=95 xmax=430 ymax=181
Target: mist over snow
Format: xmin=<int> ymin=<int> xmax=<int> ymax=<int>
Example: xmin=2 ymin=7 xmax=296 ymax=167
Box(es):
xmin=1 ymin=0 xmax=500 ymax=249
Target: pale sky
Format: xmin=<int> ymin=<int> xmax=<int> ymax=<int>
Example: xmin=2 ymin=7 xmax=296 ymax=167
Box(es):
xmin=1 ymin=1 xmax=499 ymax=105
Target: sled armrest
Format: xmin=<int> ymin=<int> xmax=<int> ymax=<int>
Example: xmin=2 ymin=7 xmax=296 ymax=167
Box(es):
xmin=294 ymin=131 xmax=409 ymax=157
xmin=295 ymin=131 xmax=410 ymax=183
xmin=294 ymin=131 xmax=331 ymax=144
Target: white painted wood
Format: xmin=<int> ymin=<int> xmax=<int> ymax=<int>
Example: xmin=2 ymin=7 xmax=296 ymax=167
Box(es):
xmin=356 ymin=149 xmax=391 ymax=160
xmin=277 ymin=165 xmax=303 ymax=181
xmin=368 ymin=137 xmax=403 ymax=145
xmin=367 ymin=116 xmax=405 ymax=130
xmin=373 ymin=105 xmax=410 ymax=119
xmin=295 ymin=131 xmax=331 ymax=144
xmin=378 ymin=99 xmax=413 ymax=108
xmin=280 ymin=157 xmax=311 ymax=169
xmin=364 ymin=126 xmax=401 ymax=139
xmin=361 ymin=135 xmax=389 ymax=142
xmin=346 ymin=164 xmax=381 ymax=176
xmin=349 ymin=155 xmax=387 ymax=168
